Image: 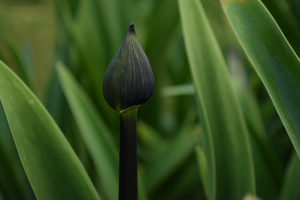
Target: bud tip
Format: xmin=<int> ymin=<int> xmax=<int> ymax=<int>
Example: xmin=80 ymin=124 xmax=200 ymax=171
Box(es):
xmin=128 ymin=23 xmax=135 ymax=34
xmin=103 ymin=23 xmax=155 ymax=112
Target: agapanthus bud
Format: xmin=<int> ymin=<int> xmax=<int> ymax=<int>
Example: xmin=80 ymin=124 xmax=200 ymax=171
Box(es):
xmin=103 ymin=24 xmax=155 ymax=112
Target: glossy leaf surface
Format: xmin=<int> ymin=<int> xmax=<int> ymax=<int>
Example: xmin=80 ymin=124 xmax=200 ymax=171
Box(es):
xmin=178 ymin=0 xmax=255 ymax=199
xmin=0 ymin=61 xmax=100 ymax=200
xmin=222 ymin=0 xmax=300 ymax=156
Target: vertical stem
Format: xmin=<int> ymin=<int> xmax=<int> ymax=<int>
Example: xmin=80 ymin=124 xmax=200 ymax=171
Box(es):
xmin=119 ymin=106 xmax=138 ymax=200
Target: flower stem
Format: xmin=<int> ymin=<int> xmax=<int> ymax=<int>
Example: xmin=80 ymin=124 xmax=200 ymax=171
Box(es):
xmin=119 ymin=106 xmax=139 ymax=200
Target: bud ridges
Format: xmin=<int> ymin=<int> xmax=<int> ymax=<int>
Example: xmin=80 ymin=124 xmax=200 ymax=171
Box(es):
xmin=103 ymin=24 xmax=155 ymax=112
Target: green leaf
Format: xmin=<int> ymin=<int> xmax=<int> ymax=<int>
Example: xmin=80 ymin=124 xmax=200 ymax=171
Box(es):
xmin=178 ymin=0 xmax=255 ymax=199
xmin=0 ymin=142 xmax=28 ymax=200
xmin=137 ymin=120 xmax=165 ymax=154
xmin=56 ymin=62 xmax=118 ymax=200
xmin=195 ymin=145 xmax=208 ymax=198
xmin=0 ymin=60 xmax=100 ymax=200
xmin=144 ymin=124 xmax=200 ymax=193
xmin=221 ymin=0 xmax=300 ymax=157
xmin=138 ymin=172 xmax=149 ymax=200
xmin=229 ymin=51 xmax=283 ymax=199
xmin=0 ymin=102 xmax=33 ymax=200
xmin=0 ymin=101 xmax=13 ymax=152
xmin=151 ymin=154 xmax=203 ymax=200
xmin=57 ymin=1 xmax=118 ymax=131
xmin=157 ymin=72 xmax=283 ymax=198
xmin=279 ymin=152 xmax=300 ymax=200
xmin=260 ymin=0 xmax=300 ymax=55
xmin=90 ymin=0 xmax=123 ymax=56
xmin=144 ymin=0 xmax=179 ymax=64
xmin=161 ymin=84 xmax=195 ymax=97
xmin=5 ymin=38 xmax=31 ymax=90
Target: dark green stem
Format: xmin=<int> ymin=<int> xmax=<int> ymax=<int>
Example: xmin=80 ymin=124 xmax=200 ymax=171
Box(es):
xmin=119 ymin=106 xmax=139 ymax=200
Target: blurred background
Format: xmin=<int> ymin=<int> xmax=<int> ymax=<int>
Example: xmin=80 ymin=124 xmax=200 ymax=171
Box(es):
xmin=0 ymin=0 xmax=300 ymax=199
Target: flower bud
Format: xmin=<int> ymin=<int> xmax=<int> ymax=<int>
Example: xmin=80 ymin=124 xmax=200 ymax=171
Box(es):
xmin=103 ymin=24 xmax=155 ymax=112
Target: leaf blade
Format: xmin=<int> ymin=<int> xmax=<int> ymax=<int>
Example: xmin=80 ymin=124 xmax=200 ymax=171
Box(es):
xmin=222 ymin=0 xmax=300 ymax=156
xmin=56 ymin=63 xmax=118 ymax=200
xmin=0 ymin=60 xmax=100 ymax=200
xmin=178 ymin=0 xmax=256 ymax=199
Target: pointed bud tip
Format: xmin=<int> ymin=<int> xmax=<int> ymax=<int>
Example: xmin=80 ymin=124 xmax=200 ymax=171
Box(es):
xmin=103 ymin=23 xmax=155 ymax=112
xmin=128 ymin=23 xmax=135 ymax=34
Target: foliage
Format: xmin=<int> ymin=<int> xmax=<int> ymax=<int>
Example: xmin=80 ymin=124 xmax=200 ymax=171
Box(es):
xmin=0 ymin=0 xmax=300 ymax=199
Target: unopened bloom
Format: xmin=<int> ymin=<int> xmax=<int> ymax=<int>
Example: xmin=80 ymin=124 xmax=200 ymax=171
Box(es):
xmin=103 ymin=24 xmax=155 ymax=112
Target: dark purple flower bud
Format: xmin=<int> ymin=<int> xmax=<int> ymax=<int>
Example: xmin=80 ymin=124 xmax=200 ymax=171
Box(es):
xmin=103 ymin=24 xmax=155 ymax=112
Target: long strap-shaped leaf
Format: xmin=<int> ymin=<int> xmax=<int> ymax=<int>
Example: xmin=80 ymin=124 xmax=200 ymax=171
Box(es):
xmin=229 ymin=52 xmax=283 ymax=198
xmin=0 ymin=60 xmax=100 ymax=200
xmin=178 ymin=0 xmax=255 ymax=200
xmin=221 ymin=0 xmax=300 ymax=156
xmin=57 ymin=63 xmax=119 ymax=200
